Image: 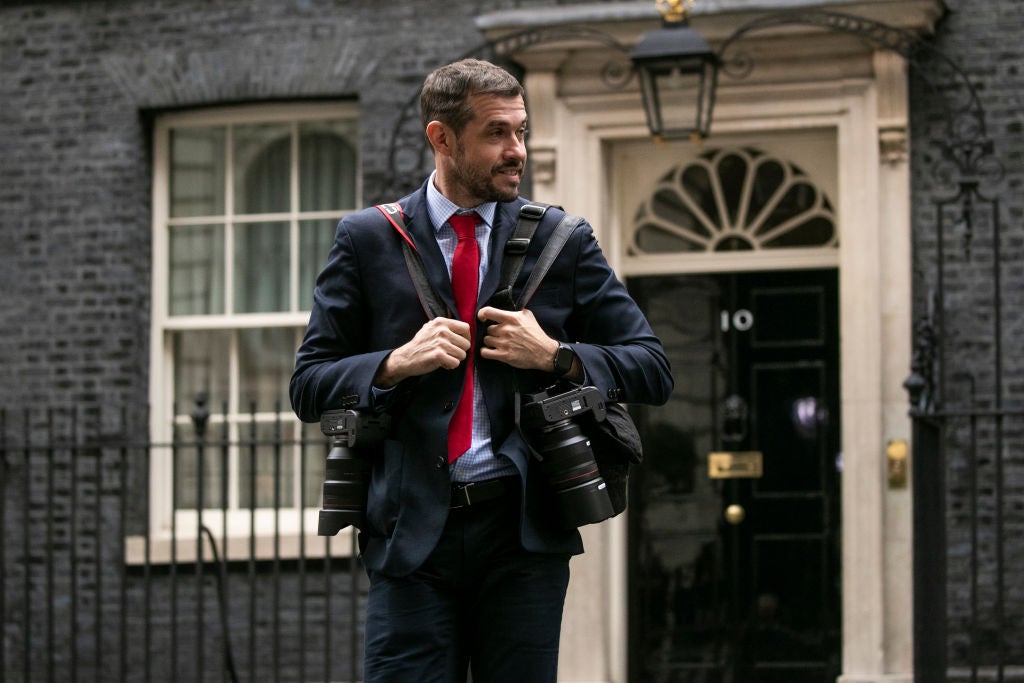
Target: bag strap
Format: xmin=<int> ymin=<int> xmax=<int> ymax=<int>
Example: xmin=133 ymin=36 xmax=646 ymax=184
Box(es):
xmin=498 ymin=203 xmax=551 ymax=289
xmin=375 ymin=203 xmax=448 ymax=320
xmin=517 ymin=213 xmax=585 ymax=308
xmin=490 ymin=202 xmax=560 ymax=310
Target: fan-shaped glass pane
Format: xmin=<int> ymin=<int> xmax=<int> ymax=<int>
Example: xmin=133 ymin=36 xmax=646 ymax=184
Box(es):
xmin=764 ymin=217 xmax=835 ymax=248
xmin=714 ymin=236 xmax=755 ymax=252
xmin=636 ymin=225 xmax=705 ymax=253
xmin=759 ymin=182 xmax=819 ymax=235
xmin=650 ymin=188 xmax=713 ymax=240
xmin=718 ymin=153 xmax=747 ymax=226
xmin=681 ymin=165 xmax=720 ymax=227
xmin=749 ymin=160 xmax=786 ymax=223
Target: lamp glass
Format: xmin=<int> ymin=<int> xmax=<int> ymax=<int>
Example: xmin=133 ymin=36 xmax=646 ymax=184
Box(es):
xmin=637 ymin=56 xmax=716 ymax=139
xmin=630 ymin=20 xmax=719 ymax=140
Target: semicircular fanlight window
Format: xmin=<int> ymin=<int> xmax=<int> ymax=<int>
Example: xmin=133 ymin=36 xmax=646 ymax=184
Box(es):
xmin=630 ymin=147 xmax=837 ymax=254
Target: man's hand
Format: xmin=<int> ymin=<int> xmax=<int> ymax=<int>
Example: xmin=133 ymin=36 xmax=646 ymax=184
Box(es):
xmin=477 ymin=306 xmax=558 ymax=371
xmin=373 ymin=318 xmax=472 ymax=388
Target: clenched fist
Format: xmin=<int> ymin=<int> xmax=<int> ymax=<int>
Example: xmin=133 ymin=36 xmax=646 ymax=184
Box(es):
xmin=373 ymin=317 xmax=473 ymax=388
xmin=477 ymin=306 xmax=558 ymax=372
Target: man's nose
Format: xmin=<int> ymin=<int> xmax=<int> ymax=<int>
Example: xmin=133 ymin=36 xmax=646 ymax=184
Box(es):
xmin=506 ymin=135 xmax=527 ymax=161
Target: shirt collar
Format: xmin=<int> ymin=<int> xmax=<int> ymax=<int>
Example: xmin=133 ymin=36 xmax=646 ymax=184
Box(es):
xmin=426 ymin=170 xmax=497 ymax=233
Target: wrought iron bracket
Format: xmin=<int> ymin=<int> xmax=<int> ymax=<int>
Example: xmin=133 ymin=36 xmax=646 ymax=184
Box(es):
xmin=717 ymin=10 xmax=1000 ymax=188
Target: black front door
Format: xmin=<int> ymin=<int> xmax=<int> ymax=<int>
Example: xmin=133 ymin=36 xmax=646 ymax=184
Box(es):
xmin=627 ymin=269 xmax=841 ymax=682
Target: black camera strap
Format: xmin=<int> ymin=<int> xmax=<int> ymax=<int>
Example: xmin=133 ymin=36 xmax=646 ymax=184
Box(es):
xmin=376 ymin=203 xmax=449 ymax=320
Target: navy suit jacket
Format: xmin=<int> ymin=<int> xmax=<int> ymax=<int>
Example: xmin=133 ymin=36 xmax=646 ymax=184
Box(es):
xmin=291 ymin=181 xmax=673 ymax=577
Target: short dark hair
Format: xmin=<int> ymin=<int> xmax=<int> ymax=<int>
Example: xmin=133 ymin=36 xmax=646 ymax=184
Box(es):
xmin=419 ymin=58 xmax=525 ymax=134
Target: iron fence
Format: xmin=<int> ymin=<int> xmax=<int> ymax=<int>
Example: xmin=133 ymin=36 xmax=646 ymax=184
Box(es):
xmin=907 ymin=145 xmax=1023 ymax=680
xmin=1 ymin=401 xmax=365 ymax=683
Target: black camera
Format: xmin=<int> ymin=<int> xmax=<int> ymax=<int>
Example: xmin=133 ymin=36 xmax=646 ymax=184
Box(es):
xmin=519 ymin=385 xmax=616 ymax=529
xmin=316 ymin=409 xmax=390 ymax=536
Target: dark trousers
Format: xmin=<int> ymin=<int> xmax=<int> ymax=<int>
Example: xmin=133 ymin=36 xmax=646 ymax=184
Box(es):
xmin=363 ymin=483 xmax=571 ymax=683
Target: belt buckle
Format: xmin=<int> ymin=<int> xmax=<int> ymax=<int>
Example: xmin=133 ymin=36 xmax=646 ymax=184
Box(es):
xmin=452 ymin=481 xmax=477 ymax=509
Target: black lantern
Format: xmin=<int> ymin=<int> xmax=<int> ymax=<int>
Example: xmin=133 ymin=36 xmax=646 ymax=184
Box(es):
xmin=630 ymin=0 xmax=719 ymax=140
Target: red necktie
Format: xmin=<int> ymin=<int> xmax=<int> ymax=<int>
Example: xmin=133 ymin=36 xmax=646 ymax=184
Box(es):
xmin=447 ymin=213 xmax=480 ymax=463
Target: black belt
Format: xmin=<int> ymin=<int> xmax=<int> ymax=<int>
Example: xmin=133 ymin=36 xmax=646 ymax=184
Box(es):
xmin=450 ymin=476 xmax=515 ymax=509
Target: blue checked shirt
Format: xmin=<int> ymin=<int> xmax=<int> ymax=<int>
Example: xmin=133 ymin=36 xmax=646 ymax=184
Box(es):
xmin=424 ymin=174 xmax=518 ymax=483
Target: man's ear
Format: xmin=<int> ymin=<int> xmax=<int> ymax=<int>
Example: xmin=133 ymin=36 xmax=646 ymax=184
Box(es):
xmin=425 ymin=120 xmax=454 ymax=158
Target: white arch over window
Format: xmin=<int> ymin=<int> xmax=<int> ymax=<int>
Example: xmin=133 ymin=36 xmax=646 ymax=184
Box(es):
xmin=629 ymin=147 xmax=838 ymax=255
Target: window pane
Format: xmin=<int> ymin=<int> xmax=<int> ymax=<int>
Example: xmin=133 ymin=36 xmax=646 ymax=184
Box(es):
xmin=233 ymin=221 xmax=289 ymax=313
xmin=238 ymin=422 xmax=294 ymax=509
xmin=173 ymin=428 xmax=226 ymax=510
xmin=169 ymin=224 xmax=225 ymax=315
xmin=237 ymin=327 xmax=296 ymax=410
xmin=234 ymin=123 xmax=290 ymax=215
xmin=299 ymin=119 xmax=358 ymax=211
xmin=173 ymin=329 xmax=230 ymax=411
xmin=170 ymin=127 xmax=226 ymax=218
xmin=299 ymin=219 xmax=337 ymax=310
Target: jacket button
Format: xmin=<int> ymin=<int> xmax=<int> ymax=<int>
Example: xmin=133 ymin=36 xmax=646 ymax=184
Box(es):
xmin=607 ymin=388 xmax=622 ymax=401
xmin=443 ymin=401 xmax=455 ymax=411
xmin=436 ymin=456 xmax=447 ymax=468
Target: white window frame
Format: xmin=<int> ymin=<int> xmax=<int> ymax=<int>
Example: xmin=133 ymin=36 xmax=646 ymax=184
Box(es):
xmin=137 ymin=102 xmax=361 ymax=563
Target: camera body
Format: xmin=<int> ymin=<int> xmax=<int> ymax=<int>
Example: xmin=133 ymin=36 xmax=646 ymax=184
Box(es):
xmin=317 ymin=409 xmax=390 ymax=536
xmin=519 ymin=385 xmax=615 ymax=529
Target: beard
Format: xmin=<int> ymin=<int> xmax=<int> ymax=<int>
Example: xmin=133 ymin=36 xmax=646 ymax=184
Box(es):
xmin=451 ymin=141 xmax=523 ymax=204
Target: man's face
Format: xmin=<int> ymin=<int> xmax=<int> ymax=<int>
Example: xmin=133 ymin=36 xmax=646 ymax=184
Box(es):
xmin=448 ymin=93 xmax=528 ymax=205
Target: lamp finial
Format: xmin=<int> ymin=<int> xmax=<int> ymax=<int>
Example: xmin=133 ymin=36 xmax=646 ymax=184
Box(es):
xmin=657 ymin=0 xmax=694 ymax=24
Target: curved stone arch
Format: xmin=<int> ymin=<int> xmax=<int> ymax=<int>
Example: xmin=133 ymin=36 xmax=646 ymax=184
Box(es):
xmin=628 ymin=147 xmax=838 ymax=255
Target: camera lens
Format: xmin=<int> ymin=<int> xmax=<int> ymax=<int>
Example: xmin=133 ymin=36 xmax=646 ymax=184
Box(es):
xmin=534 ymin=421 xmax=615 ymax=529
xmin=317 ymin=442 xmax=370 ymax=535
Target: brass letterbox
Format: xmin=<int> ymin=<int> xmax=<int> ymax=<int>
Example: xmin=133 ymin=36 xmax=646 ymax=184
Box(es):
xmin=708 ymin=451 xmax=763 ymax=479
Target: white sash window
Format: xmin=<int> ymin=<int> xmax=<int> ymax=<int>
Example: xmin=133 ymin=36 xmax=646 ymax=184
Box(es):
xmin=143 ymin=103 xmax=359 ymax=561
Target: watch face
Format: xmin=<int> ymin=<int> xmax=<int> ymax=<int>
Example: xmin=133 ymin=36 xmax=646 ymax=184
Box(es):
xmin=555 ymin=344 xmax=574 ymax=374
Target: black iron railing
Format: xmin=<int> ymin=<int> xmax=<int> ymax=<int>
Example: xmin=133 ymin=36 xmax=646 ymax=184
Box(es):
xmin=905 ymin=119 xmax=1022 ymax=681
xmin=0 ymin=401 xmax=364 ymax=683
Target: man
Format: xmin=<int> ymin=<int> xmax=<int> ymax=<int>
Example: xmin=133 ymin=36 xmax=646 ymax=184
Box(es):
xmin=291 ymin=58 xmax=673 ymax=682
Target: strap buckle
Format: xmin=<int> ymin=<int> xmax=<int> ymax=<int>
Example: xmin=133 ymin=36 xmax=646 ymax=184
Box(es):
xmin=519 ymin=203 xmax=548 ymax=219
xmin=504 ymin=237 xmax=531 ymax=255
xmin=487 ymin=287 xmax=518 ymax=312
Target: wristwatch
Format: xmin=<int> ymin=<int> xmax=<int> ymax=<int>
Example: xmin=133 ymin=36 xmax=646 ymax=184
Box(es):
xmin=553 ymin=342 xmax=576 ymax=376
